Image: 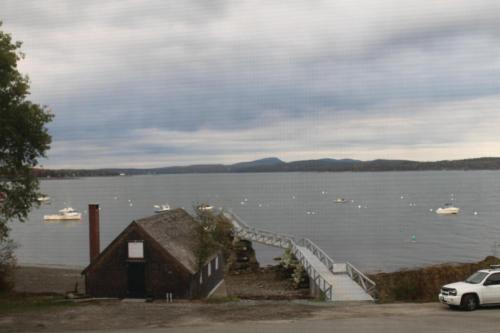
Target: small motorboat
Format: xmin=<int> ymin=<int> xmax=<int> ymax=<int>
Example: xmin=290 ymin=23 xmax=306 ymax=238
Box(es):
xmin=37 ymin=195 xmax=51 ymax=203
xmin=436 ymin=204 xmax=460 ymax=215
xmin=44 ymin=207 xmax=82 ymax=221
xmin=335 ymin=198 xmax=347 ymax=203
xmin=197 ymin=203 xmax=214 ymax=211
xmin=154 ymin=204 xmax=171 ymax=213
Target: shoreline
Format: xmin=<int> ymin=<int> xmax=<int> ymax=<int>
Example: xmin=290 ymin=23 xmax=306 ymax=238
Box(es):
xmin=13 ymin=266 xmax=86 ymax=295
xmin=16 ymin=263 xmax=85 ymax=270
xmin=37 ymin=168 xmax=500 ymax=180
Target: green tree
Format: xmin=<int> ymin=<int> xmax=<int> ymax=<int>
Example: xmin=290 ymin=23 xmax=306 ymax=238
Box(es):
xmin=193 ymin=208 xmax=234 ymax=269
xmin=0 ymin=22 xmax=53 ymax=240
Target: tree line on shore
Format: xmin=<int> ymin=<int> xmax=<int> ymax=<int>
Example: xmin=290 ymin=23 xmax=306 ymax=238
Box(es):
xmin=34 ymin=157 xmax=500 ymax=178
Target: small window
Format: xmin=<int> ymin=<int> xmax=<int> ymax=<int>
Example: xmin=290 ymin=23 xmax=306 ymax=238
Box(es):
xmin=128 ymin=241 xmax=144 ymax=259
xmin=215 ymin=256 xmax=219 ymax=271
xmin=208 ymin=261 xmax=211 ymax=277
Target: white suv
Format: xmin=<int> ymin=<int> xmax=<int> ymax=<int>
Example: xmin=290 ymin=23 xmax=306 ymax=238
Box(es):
xmin=439 ymin=266 xmax=500 ymax=311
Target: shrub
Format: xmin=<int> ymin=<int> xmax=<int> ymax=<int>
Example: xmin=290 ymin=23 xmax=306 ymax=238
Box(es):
xmin=194 ymin=208 xmax=234 ymax=269
xmin=279 ymin=248 xmax=309 ymax=289
xmin=0 ymin=239 xmax=17 ymax=291
xmin=370 ymin=256 xmax=500 ymax=302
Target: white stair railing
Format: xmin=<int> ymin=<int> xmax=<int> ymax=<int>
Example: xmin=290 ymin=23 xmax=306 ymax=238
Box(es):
xmin=225 ymin=211 xmax=376 ymax=300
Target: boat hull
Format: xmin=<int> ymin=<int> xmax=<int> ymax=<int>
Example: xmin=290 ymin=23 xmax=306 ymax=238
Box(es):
xmin=44 ymin=214 xmax=82 ymax=221
xmin=436 ymin=208 xmax=460 ymax=215
xmin=37 ymin=197 xmax=51 ymax=203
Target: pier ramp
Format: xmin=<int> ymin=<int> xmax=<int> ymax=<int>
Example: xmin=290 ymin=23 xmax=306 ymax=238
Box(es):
xmin=225 ymin=212 xmax=375 ymax=302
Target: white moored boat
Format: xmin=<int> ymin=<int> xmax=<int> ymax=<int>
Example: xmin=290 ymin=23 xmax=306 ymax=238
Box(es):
xmin=44 ymin=207 xmax=82 ymax=221
xmin=197 ymin=203 xmax=214 ymax=211
xmin=436 ymin=204 xmax=460 ymax=215
xmin=37 ymin=195 xmax=51 ymax=203
xmin=154 ymin=204 xmax=171 ymax=213
xmin=335 ymin=198 xmax=347 ymax=203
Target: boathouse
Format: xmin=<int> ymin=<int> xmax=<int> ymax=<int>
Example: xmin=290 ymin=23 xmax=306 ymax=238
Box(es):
xmin=82 ymin=207 xmax=224 ymax=299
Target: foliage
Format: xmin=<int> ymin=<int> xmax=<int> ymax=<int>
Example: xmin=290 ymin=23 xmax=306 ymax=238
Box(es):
xmin=228 ymin=239 xmax=259 ymax=272
xmin=193 ymin=207 xmax=234 ymax=269
xmin=0 ymin=239 xmax=17 ymax=291
xmin=291 ymin=263 xmax=308 ymax=289
xmin=0 ymin=22 xmax=53 ymax=240
xmin=370 ymin=256 xmax=500 ymax=303
xmin=279 ymin=248 xmax=293 ymax=269
xmin=279 ymin=248 xmax=309 ymax=289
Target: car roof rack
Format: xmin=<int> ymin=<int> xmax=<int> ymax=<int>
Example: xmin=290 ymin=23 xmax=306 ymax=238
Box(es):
xmin=490 ymin=265 xmax=500 ymax=270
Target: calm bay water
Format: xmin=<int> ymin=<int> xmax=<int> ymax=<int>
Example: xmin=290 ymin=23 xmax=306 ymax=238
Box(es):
xmin=9 ymin=171 xmax=500 ymax=272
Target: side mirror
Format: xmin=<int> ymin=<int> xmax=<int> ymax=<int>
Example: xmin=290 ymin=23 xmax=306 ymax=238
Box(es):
xmin=484 ymin=280 xmax=492 ymax=286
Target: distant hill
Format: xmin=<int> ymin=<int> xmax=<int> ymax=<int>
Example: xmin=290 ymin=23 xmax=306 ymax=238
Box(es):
xmin=229 ymin=157 xmax=285 ymax=171
xmin=34 ymin=157 xmax=500 ymax=178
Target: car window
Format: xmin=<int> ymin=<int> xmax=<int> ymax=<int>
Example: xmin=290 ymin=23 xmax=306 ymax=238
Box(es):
xmin=465 ymin=272 xmax=489 ymax=284
xmin=485 ymin=273 xmax=500 ymax=285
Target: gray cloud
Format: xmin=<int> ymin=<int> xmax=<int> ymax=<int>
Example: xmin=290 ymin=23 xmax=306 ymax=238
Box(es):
xmin=1 ymin=0 xmax=500 ymax=167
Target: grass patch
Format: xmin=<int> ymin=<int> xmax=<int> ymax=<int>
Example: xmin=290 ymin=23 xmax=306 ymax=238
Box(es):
xmin=313 ymin=293 xmax=327 ymax=302
xmin=0 ymin=292 xmax=79 ymax=314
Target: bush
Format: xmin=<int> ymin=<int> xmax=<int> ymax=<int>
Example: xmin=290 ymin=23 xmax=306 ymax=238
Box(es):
xmin=194 ymin=208 xmax=234 ymax=269
xmin=279 ymin=248 xmax=309 ymax=289
xmin=0 ymin=239 xmax=17 ymax=291
xmin=370 ymin=256 xmax=500 ymax=302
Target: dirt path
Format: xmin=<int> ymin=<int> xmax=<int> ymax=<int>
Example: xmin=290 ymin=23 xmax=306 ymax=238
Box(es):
xmin=71 ymin=306 xmax=500 ymax=333
xmin=0 ymin=300 xmax=318 ymax=332
xmin=3 ymin=300 xmax=500 ymax=333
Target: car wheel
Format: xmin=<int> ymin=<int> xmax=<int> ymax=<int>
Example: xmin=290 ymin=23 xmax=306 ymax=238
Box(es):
xmin=461 ymin=294 xmax=478 ymax=311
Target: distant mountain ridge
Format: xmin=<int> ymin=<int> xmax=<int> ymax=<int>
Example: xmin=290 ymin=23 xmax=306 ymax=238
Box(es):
xmin=34 ymin=157 xmax=500 ymax=178
xmin=229 ymin=157 xmax=285 ymax=171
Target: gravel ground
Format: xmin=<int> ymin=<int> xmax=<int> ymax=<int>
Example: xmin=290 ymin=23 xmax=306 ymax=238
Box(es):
xmin=225 ymin=267 xmax=310 ymax=300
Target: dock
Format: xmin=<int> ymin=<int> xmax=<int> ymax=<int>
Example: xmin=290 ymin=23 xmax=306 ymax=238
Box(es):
xmin=225 ymin=211 xmax=376 ymax=302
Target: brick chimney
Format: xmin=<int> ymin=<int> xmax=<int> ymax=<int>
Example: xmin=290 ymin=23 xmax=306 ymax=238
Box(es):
xmin=89 ymin=204 xmax=100 ymax=263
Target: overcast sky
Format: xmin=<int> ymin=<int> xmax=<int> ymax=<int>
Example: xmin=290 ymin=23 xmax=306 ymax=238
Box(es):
xmin=2 ymin=0 xmax=500 ymax=168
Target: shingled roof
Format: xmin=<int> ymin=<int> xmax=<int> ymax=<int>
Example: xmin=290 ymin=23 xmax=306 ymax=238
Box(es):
xmin=135 ymin=208 xmax=200 ymax=274
xmin=82 ymin=208 xmax=206 ymax=276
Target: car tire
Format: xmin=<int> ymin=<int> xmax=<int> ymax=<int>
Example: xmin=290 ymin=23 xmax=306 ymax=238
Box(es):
xmin=461 ymin=294 xmax=478 ymax=311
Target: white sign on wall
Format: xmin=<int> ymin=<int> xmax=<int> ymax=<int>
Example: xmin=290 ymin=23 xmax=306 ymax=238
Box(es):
xmin=128 ymin=241 xmax=144 ymax=259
